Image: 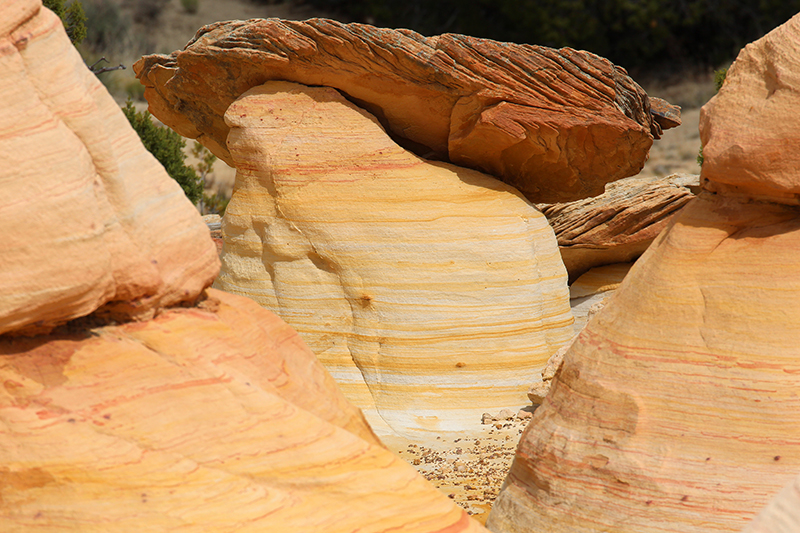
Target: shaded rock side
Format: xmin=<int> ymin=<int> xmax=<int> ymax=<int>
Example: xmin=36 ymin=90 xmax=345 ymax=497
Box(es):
xmin=488 ymin=17 xmax=800 ymax=532
xmin=133 ymin=17 xmax=679 ymax=204
xmin=213 ymin=81 xmax=574 ymax=439
xmin=537 ymin=173 xmax=698 ymax=281
xmin=0 ymin=0 xmax=219 ymax=336
xmin=0 ymin=289 xmax=487 ymax=533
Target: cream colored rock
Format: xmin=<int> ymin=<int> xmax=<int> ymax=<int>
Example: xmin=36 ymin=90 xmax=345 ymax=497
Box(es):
xmin=489 ymin=15 xmax=800 ymax=532
xmin=214 ymin=81 xmax=574 ymax=439
xmin=743 ymin=472 xmax=800 ymax=533
xmin=0 ymin=289 xmax=486 ymax=533
xmin=529 ymin=263 xmax=633 ymax=405
xmin=0 ymin=0 xmax=218 ymax=335
xmin=569 ymin=262 xmax=633 ymax=334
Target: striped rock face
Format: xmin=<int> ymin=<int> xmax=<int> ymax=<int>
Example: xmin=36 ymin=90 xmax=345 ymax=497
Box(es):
xmin=488 ymin=13 xmax=800 ymax=533
xmin=0 ymin=289 xmax=486 ymax=533
xmin=214 ymin=81 xmax=574 ymax=439
xmin=0 ymin=1 xmax=219 ymax=335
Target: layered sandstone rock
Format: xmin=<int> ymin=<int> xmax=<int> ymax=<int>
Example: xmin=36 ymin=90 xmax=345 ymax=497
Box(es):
xmin=0 ymin=3 xmax=488 ymax=531
xmin=0 ymin=289 xmax=487 ymax=533
xmin=537 ymin=173 xmax=698 ymax=281
xmin=488 ymin=13 xmax=800 ymax=533
xmin=133 ymin=17 xmax=679 ymax=203
xmin=0 ymin=0 xmax=219 ymax=335
xmin=213 ymin=81 xmax=574 ymax=438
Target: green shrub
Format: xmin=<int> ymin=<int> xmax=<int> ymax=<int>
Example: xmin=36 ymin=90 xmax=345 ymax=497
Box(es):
xmin=180 ymin=0 xmax=199 ymax=14
xmin=122 ymin=99 xmax=204 ymax=205
xmin=714 ymin=67 xmax=729 ymax=91
xmin=697 ymin=67 xmax=728 ymax=166
xmin=191 ymin=141 xmax=229 ymax=215
xmin=131 ymin=0 xmax=170 ymax=24
xmin=44 ymin=0 xmax=87 ymax=45
xmin=81 ymin=0 xmax=133 ymax=56
xmin=125 ymin=79 xmax=146 ymax=101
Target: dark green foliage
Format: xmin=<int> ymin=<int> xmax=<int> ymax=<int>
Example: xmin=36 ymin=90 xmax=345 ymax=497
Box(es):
xmin=131 ymin=0 xmax=170 ymax=24
xmin=122 ymin=99 xmax=204 ymax=205
xmin=303 ymin=0 xmax=800 ymax=71
xmin=202 ymin=192 xmax=229 ymax=216
xmin=81 ymin=0 xmax=131 ymax=56
xmin=714 ymin=67 xmax=729 ymax=91
xmin=180 ymin=0 xmax=200 ymax=14
xmin=44 ymin=0 xmax=87 ymax=45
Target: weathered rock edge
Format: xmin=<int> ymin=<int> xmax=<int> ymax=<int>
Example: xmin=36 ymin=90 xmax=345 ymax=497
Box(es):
xmin=133 ymin=17 xmax=680 ymax=203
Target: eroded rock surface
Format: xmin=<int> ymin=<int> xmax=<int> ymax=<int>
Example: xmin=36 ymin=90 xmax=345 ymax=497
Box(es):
xmin=0 ymin=289 xmax=488 ymax=533
xmin=0 ymin=0 xmax=219 ymax=335
xmin=0 ymin=3 xmax=489 ymax=531
xmin=488 ymin=13 xmax=800 ymax=533
xmin=133 ymin=17 xmax=679 ymax=203
xmin=537 ymin=173 xmax=698 ymax=281
xmin=213 ymin=81 xmax=574 ymax=438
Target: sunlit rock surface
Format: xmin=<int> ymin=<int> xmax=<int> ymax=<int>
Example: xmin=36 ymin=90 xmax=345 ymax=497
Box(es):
xmin=0 ymin=0 xmax=219 ymax=335
xmin=488 ymin=13 xmax=800 ymax=533
xmin=0 ymin=3 xmax=490 ymax=531
xmin=213 ymin=81 xmax=574 ymax=438
xmin=0 ymin=289 xmax=487 ymax=533
xmin=133 ymin=17 xmax=679 ymax=204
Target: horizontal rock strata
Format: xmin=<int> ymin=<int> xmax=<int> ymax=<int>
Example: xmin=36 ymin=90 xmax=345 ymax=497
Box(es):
xmin=213 ymin=81 xmax=574 ymax=438
xmin=0 ymin=0 xmax=219 ymax=335
xmin=133 ymin=17 xmax=679 ymax=203
xmin=0 ymin=289 xmax=486 ymax=533
xmin=537 ymin=173 xmax=698 ymax=281
xmin=488 ymin=12 xmax=800 ymax=533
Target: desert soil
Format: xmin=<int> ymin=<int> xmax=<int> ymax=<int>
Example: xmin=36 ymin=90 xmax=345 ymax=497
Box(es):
xmin=135 ymin=0 xmax=714 ymax=522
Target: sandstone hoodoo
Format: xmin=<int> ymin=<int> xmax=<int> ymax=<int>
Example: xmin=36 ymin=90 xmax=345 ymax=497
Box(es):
xmin=0 ymin=3 xmax=489 ymax=531
xmin=213 ymin=80 xmax=574 ymax=438
xmin=133 ymin=17 xmax=680 ymax=204
xmin=537 ymin=173 xmax=698 ymax=281
xmin=488 ymin=13 xmax=800 ymax=533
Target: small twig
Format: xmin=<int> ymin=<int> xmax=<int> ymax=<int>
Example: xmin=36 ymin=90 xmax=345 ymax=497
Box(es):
xmin=88 ymin=57 xmax=126 ymax=75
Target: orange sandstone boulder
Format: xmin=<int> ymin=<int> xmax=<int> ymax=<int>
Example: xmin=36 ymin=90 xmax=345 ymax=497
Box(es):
xmin=700 ymin=13 xmax=800 ymax=202
xmin=0 ymin=289 xmax=486 ymax=533
xmin=133 ymin=18 xmax=679 ymax=203
xmin=488 ymin=13 xmax=800 ymax=533
xmin=0 ymin=0 xmax=219 ymax=335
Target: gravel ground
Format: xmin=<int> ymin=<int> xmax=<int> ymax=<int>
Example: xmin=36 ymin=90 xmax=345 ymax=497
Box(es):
xmin=382 ymin=411 xmax=535 ymax=525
